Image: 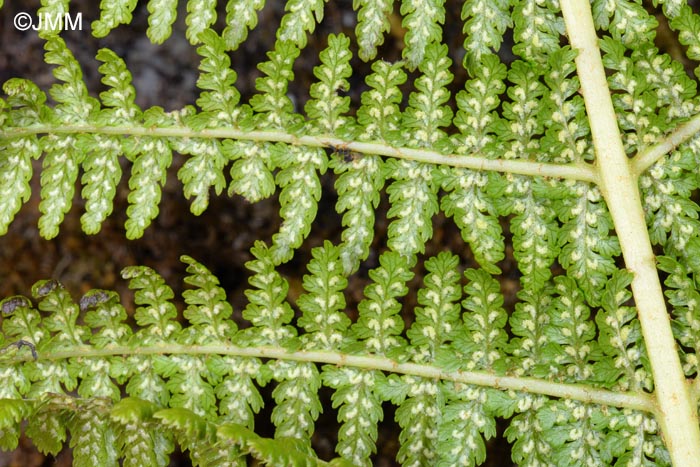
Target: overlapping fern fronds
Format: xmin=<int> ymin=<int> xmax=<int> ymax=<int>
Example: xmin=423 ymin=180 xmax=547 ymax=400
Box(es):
xmin=1 ymin=0 xmax=700 ymax=465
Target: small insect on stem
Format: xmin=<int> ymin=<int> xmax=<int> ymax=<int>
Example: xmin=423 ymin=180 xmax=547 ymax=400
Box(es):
xmin=4 ymin=340 xmax=38 ymax=361
xmin=330 ymin=144 xmax=361 ymax=163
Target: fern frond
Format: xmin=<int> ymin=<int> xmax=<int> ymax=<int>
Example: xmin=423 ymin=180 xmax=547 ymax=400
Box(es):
xmin=0 ymin=120 xmax=40 ymax=234
xmin=322 ymin=367 xmax=385 ymax=466
xmin=305 ymin=33 xmax=353 ymax=135
xmin=269 ymin=145 xmax=326 ymax=264
xmin=251 ymin=40 xmax=302 ymax=130
xmin=670 ymin=5 xmax=700 ymax=78
xmin=176 ymin=138 xmax=227 ymax=215
xmin=185 ymin=0 xmax=217 ymax=44
xmin=181 ymin=255 xmax=236 ymax=343
xmin=556 ymin=182 xmax=620 ymax=306
xmin=269 ymin=360 xmax=322 ymax=439
xmin=456 ymin=269 xmax=508 ymax=372
xmin=122 ymin=265 xmax=180 ymax=344
xmin=193 ymin=28 xmax=247 ymax=128
xmin=546 ymin=277 xmax=599 ymax=382
xmin=349 ymin=251 xmax=413 ymax=356
xmin=407 ymin=251 xmax=461 ymax=363
xmin=278 ymin=0 xmax=325 ymax=48
xmin=242 ymin=241 xmax=296 ymax=346
xmin=658 ymin=252 xmax=700 ymax=377
xmin=354 ymin=0 xmax=392 ymax=61
xmin=594 ymin=270 xmax=650 ymax=391
xmin=511 ymin=0 xmax=563 ymax=62
xmin=400 ymin=0 xmax=445 ymax=69
xmin=460 ymin=0 xmax=511 ymax=71
xmin=592 ymin=0 xmax=658 ymax=46
xmin=223 ymin=0 xmax=265 ymax=50
xmin=92 ymin=0 xmax=138 ymax=37
xmin=357 ymin=60 xmax=407 ymax=143
xmin=332 ymin=153 xmax=384 ymax=275
xmin=297 ymin=241 xmax=350 ymax=350
xmin=224 ymin=140 xmax=276 ymax=202
xmin=147 ymin=0 xmax=178 ymax=44
xmin=111 ymin=397 xmax=174 ymax=467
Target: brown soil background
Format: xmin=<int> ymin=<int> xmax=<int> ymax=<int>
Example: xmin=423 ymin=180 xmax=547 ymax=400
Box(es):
xmin=0 ymin=0 xmax=698 ymax=466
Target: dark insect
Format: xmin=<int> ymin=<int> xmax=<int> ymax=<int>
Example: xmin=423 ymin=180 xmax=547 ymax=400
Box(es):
xmin=5 ymin=340 xmax=38 ymax=360
xmin=35 ymin=279 xmax=64 ymax=298
xmin=331 ymin=144 xmax=361 ymax=163
xmin=1 ymin=296 xmax=31 ymax=315
xmin=79 ymin=290 xmax=111 ymax=312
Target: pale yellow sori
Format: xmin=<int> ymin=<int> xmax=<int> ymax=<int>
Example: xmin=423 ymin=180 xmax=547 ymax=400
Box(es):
xmin=561 ymin=0 xmax=700 ymax=465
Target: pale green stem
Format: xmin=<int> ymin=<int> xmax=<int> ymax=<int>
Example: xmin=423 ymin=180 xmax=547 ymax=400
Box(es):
xmin=561 ymin=0 xmax=700 ymax=465
xmin=2 ymin=343 xmax=654 ymax=413
xmin=0 ymin=124 xmax=598 ymax=183
xmin=632 ymin=112 xmax=700 ymax=177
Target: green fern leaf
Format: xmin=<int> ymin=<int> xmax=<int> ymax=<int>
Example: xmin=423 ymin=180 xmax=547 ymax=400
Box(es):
xmin=269 ymin=145 xmax=327 ymax=264
xmin=111 ymin=397 xmax=174 ymax=467
xmin=545 ymin=277 xmax=599 ymax=382
xmin=193 ymin=28 xmax=247 ymax=128
xmin=331 ymin=152 xmax=384 ymax=275
xmin=456 ymin=269 xmax=508 ymax=372
xmin=242 ymin=241 xmax=297 ymax=346
xmin=147 ymin=0 xmax=178 ymax=44
xmin=511 ymin=0 xmax=564 ymax=62
xmin=176 ymin=138 xmax=226 ymax=215
xmin=0 ymin=80 xmax=45 ymax=234
xmin=181 ymin=255 xmax=236 ymax=343
xmin=122 ymin=265 xmax=180 ymax=344
xmin=214 ymin=356 xmax=265 ymax=427
xmin=594 ymin=270 xmax=650 ymax=390
xmin=349 ymin=251 xmax=413 ymax=356
xmin=556 ymin=183 xmax=620 ymax=306
xmin=439 ymin=169 xmax=504 ymax=275
xmin=68 ymin=399 xmax=119 ymax=467
xmin=250 ymin=41 xmax=302 ymax=129
xmin=278 ymin=0 xmax=325 ymax=48
xmin=354 ymin=0 xmax=392 ymax=61
xmin=322 ymin=367 xmax=385 ymax=466
xmin=95 ymin=48 xmax=141 ymax=124
xmin=461 ymin=0 xmax=511 ymax=71
xmin=305 ymin=33 xmax=353 ymax=135
xmin=223 ymin=0 xmax=265 ymax=50
xmin=504 ymin=395 xmax=554 ymax=466
xmin=395 ymin=376 xmax=443 ymax=467
xmin=186 ymin=0 xmax=217 ymax=44
xmin=92 ymin=0 xmax=138 ymax=37
xmin=658 ymin=253 xmax=700 ymax=376
xmin=45 ymin=37 xmax=98 ymax=123
xmin=386 ymin=159 xmax=439 ymax=258
xmin=124 ymin=134 xmax=172 ymax=239
xmin=0 ymin=399 xmax=29 ymax=450
xmin=452 ymin=53 xmax=506 ymax=154
xmin=224 ymin=140 xmax=276 ymax=202
xmin=269 ymin=360 xmax=322 ymax=439
xmin=82 ymin=290 xmax=131 ymax=347
xmin=592 ymin=0 xmax=658 ymax=46
xmin=297 ymin=241 xmax=350 ymax=350
xmin=403 ymin=42 xmax=453 ymax=150
xmin=26 ymin=396 xmax=68 ymax=455
xmin=671 ymin=5 xmax=700 ymax=78
xmin=357 ymin=60 xmax=407 ymax=143
xmin=400 ymin=0 xmax=444 ymax=69
xmin=407 ymin=251 xmax=461 ymax=363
